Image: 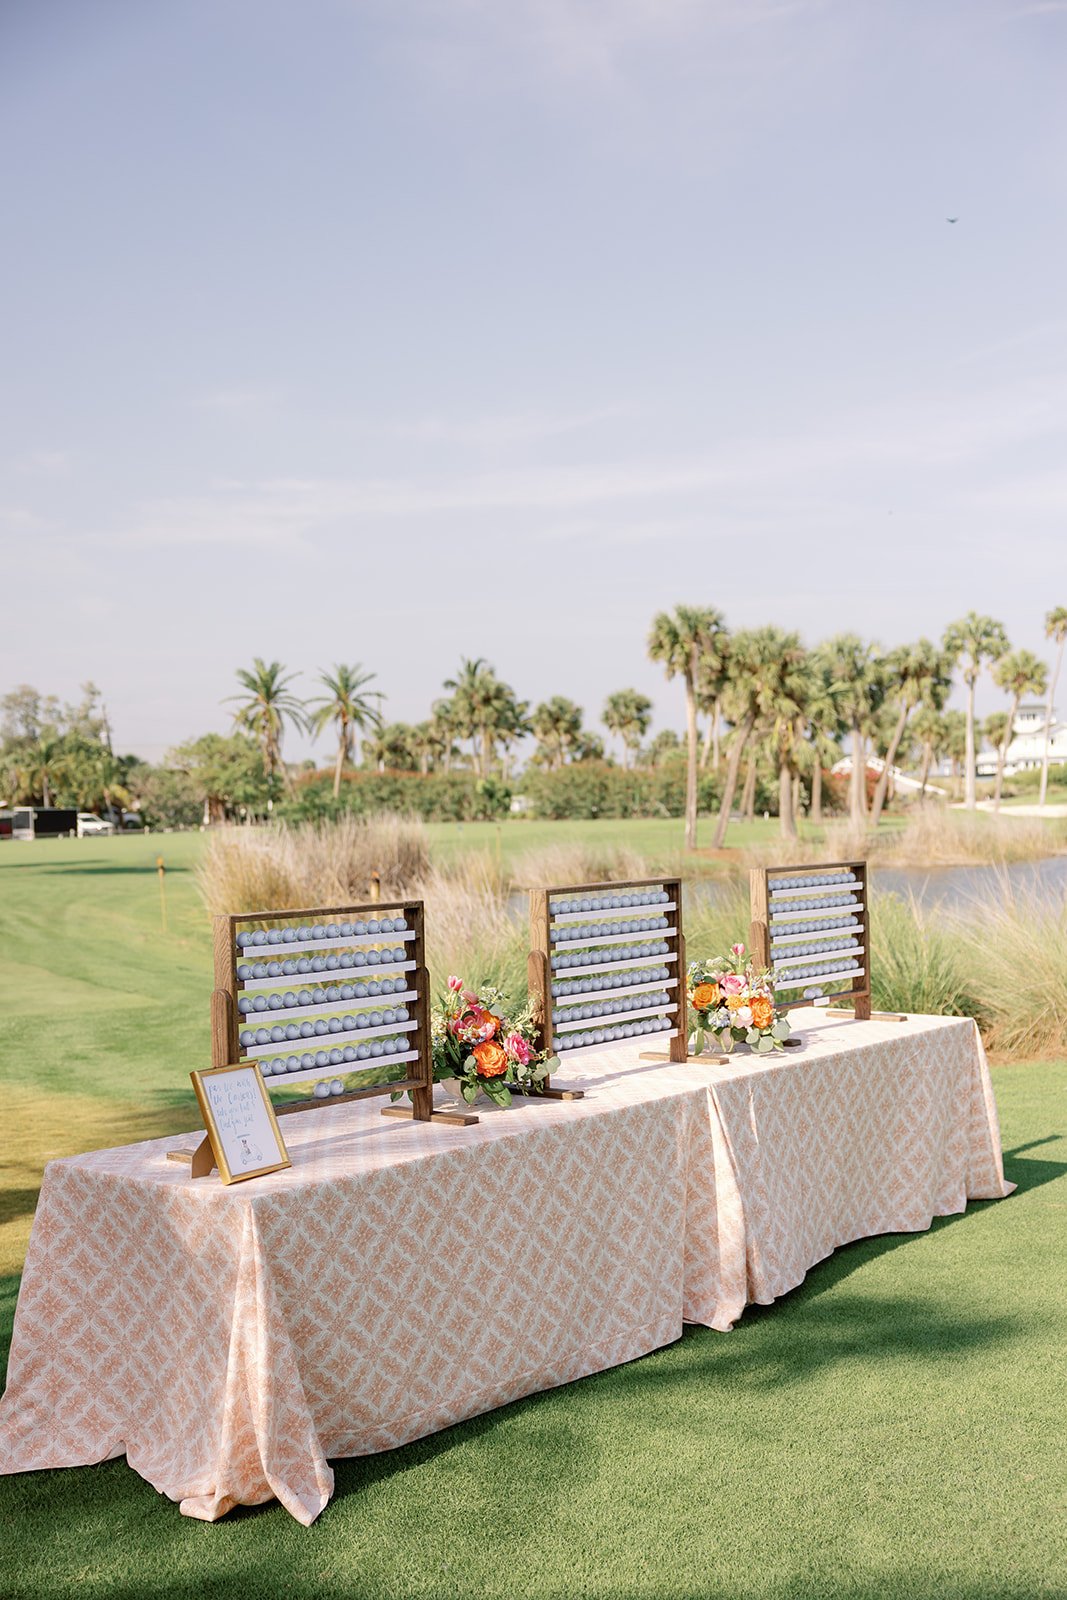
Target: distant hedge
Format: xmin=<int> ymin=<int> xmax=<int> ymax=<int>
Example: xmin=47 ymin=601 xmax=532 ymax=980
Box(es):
xmin=279 ymin=770 xmax=511 ymax=823
xmin=519 ymin=761 xmax=754 ymax=820
xmin=280 ymin=759 xmax=796 ymax=825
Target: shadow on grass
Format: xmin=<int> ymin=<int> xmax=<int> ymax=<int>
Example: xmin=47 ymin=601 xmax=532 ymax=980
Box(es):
xmin=0 ymin=862 xmax=192 ymax=876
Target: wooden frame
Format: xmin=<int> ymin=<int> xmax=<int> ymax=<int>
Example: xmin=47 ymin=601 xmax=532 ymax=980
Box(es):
xmin=748 ymin=860 xmax=874 ymax=1020
xmin=529 ymin=878 xmax=687 ymax=1081
xmin=190 ymin=1062 xmax=291 ymax=1184
xmin=213 ymin=900 xmax=478 ymax=1128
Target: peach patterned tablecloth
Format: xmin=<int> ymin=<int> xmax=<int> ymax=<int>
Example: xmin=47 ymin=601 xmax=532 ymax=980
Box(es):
xmin=0 ymin=1011 xmax=1012 ymax=1525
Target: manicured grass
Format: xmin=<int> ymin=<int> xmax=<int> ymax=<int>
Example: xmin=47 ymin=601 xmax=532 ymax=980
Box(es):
xmin=421 ymin=813 xmax=825 ymax=869
xmin=2 ymin=835 xmax=1065 ymax=1597
xmin=0 ymin=1060 xmax=1062 ymax=1598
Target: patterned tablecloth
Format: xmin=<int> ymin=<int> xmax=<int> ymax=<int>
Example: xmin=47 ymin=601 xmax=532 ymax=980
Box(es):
xmin=0 ymin=1011 xmax=1012 ymax=1525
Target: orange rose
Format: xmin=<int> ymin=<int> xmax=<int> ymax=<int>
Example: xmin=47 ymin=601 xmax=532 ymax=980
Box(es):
xmin=750 ymin=996 xmax=774 ymax=1030
xmin=472 ymin=1040 xmax=509 ymax=1078
xmin=692 ymin=981 xmax=721 ymax=1011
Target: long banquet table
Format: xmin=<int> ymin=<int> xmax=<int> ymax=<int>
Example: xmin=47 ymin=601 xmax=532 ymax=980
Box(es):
xmin=0 ymin=1010 xmax=1013 ymax=1525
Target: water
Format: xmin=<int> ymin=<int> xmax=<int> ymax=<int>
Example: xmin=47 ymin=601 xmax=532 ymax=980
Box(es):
xmin=871 ymin=856 xmax=1067 ymax=910
xmin=682 ymin=856 xmax=1067 ymax=913
xmin=510 ymin=857 xmax=1067 ymax=917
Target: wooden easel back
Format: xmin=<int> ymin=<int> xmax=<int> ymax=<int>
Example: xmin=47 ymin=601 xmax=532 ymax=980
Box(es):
xmin=528 ymin=876 xmax=687 ymax=1082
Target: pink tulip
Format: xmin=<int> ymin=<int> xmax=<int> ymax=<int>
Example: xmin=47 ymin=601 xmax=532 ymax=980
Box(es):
xmin=730 ymin=942 xmax=746 ymax=959
xmin=463 ymin=990 xmax=479 ymax=1006
xmin=447 ymin=975 xmax=464 ymax=992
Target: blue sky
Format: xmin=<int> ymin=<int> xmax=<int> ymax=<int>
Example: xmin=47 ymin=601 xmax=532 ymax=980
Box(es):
xmin=2 ymin=0 xmax=1065 ymax=763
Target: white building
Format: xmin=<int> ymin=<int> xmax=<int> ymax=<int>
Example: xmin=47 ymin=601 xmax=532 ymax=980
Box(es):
xmin=977 ymin=703 xmax=1067 ymax=777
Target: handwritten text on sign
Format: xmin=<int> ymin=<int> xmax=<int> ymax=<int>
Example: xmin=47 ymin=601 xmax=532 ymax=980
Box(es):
xmin=204 ymin=1067 xmax=281 ymax=1174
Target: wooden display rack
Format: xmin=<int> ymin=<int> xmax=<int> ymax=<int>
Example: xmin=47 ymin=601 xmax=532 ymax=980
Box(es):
xmin=212 ymin=899 xmax=478 ymax=1127
xmin=749 ymin=860 xmax=894 ymax=1021
xmin=528 ymin=878 xmax=687 ymax=1080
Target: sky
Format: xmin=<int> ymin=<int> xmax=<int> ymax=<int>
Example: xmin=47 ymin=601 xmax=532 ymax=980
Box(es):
xmin=2 ymin=0 xmax=1065 ymax=765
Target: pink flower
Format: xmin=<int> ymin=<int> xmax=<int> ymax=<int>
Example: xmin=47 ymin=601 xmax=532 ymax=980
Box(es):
xmin=720 ymin=972 xmax=746 ymax=995
xmin=447 ymin=975 xmax=464 ymax=993
xmin=504 ymin=1032 xmax=531 ymax=1066
xmin=463 ymin=990 xmax=479 ymax=1006
xmin=730 ymin=942 xmax=746 ymax=959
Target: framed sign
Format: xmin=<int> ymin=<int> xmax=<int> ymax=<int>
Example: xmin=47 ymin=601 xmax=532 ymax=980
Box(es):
xmin=191 ymin=1062 xmax=292 ymax=1184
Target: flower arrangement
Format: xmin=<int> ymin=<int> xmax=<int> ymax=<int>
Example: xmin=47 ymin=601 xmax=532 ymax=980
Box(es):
xmin=432 ymin=976 xmax=557 ymax=1107
xmin=687 ymin=943 xmax=791 ymax=1055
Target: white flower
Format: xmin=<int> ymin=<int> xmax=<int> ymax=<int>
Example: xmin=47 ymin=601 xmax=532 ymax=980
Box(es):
xmin=735 ymin=1006 xmax=752 ymax=1027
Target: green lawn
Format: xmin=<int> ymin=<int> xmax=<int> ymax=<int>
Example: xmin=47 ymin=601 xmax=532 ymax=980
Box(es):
xmin=422 ymin=813 xmax=827 ymax=869
xmin=1 ymin=835 xmax=1064 ymax=1598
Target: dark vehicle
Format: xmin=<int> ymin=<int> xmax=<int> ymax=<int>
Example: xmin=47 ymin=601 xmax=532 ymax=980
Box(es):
xmin=0 ymin=811 xmax=12 ymax=839
xmin=11 ymin=807 xmax=79 ymax=840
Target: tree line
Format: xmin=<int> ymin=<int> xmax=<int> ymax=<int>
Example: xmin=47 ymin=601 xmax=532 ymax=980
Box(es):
xmin=2 ymin=603 xmax=1065 ymax=842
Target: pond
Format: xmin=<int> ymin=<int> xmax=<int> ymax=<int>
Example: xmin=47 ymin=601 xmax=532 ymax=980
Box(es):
xmin=871 ymin=855 xmax=1067 ymax=909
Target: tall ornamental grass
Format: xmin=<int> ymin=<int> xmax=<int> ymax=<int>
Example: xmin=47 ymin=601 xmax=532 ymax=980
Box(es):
xmin=956 ymin=888 xmax=1067 ymax=1058
xmin=197 ymin=813 xmax=432 ymax=913
xmin=196 ymin=815 xmax=1066 ymax=1058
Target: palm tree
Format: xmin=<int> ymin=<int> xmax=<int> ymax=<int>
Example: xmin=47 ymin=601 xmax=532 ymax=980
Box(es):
xmin=602 ymin=690 xmax=652 ymax=770
xmin=942 ymin=613 xmax=1010 ymax=809
xmin=227 ymin=659 xmax=306 ymax=794
xmin=307 ymin=663 xmax=384 ymax=799
xmin=442 ymin=659 xmax=521 ymax=776
xmin=531 ymin=698 xmax=584 ymax=770
xmin=429 ymin=697 xmax=461 ymax=772
xmin=365 ymin=722 xmax=419 ymax=772
xmin=942 ymin=709 xmax=968 ymax=799
xmin=694 ymin=626 xmax=730 ymax=772
xmin=648 ymin=605 xmax=726 ymax=850
xmin=821 ymin=635 xmax=886 ymax=827
xmin=990 ymin=649 xmax=1048 ymax=810
xmin=1039 ymin=605 xmax=1067 ymax=806
xmin=647 ymin=729 xmax=680 ymax=767
xmin=493 ymin=686 xmax=531 ymax=782
xmin=442 ymin=658 xmax=491 ymax=774
xmin=911 ymin=703 xmax=945 ymax=800
xmin=21 ymin=733 xmax=69 ymax=808
xmin=710 ymin=626 xmax=785 ymax=849
xmin=984 ymin=711 xmax=1011 ymax=801
xmin=759 ymin=635 xmax=811 ymax=839
xmin=805 ymin=646 xmax=849 ymax=827
xmin=869 ymin=640 xmax=952 ymax=827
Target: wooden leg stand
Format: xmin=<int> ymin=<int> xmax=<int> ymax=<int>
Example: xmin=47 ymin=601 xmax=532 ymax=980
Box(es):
xmin=639 ymin=1050 xmax=730 ymax=1064
xmin=380 ymin=1104 xmax=481 ymax=1127
xmin=381 ymin=1083 xmax=480 ymax=1127
xmin=166 ymin=1135 xmax=216 ymax=1178
xmin=826 ymin=1006 xmax=907 ymax=1022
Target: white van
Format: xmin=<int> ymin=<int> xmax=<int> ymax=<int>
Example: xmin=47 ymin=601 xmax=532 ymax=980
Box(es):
xmin=77 ymin=813 xmax=116 ymax=837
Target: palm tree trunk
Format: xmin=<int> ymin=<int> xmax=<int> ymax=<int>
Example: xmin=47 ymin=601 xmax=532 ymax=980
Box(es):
xmin=741 ymin=749 xmax=757 ymax=822
xmin=919 ymin=741 xmax=933 ymax=799
xmin=712 ymin=698 xmax=721 ymax=772
xmin=964 ymin=679 xmax=977 ymax=808
xmin=699 ymin=718 xmax=712 ymax=772
xmin=870 ymin=702 xmax=910 ymax=827
xmin=1039 ymin=636 xmax=1065 ymax=806
xmin=779 ymin=762 xmax=797 ymax=839
xmin=684 ymin=674 xmax=699 ymax=851
xmin=333 ymin=737 xmax=345 ymax=800
xmin=849 ymin=726 xmax=867 ymax=826
xmin=792 ymin=771 xmax=801 ymax=818
xmin=994 ymin=692 xmax=1020 ymax=811
xmin=711 ymin=715 xmax=754 ymax=849
xmin=811 ymin=758 xmax=823 ymax=826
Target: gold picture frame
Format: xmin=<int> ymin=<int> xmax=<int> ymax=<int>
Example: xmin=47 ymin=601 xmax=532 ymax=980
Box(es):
xmin=191 ymin=1062 xmax=292 ymax=1184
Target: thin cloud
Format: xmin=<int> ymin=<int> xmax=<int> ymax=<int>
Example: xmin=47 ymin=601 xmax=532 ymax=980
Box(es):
xmin=108 ymin=369 xmax=1067 ymax=551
